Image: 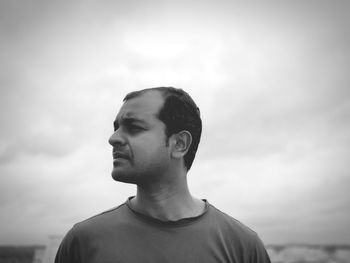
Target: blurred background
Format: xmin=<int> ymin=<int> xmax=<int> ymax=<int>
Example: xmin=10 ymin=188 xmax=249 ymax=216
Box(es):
xmin=1 ymin=0 xmax=350 ymax=262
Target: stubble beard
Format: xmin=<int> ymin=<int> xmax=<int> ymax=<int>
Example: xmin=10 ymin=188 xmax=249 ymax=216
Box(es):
xmin=111 ymin=160 xmax=168 ymax=187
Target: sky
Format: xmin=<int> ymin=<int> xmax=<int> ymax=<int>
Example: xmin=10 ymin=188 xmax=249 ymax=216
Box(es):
xmin=0 ymin=0 xmax=349 ymax=246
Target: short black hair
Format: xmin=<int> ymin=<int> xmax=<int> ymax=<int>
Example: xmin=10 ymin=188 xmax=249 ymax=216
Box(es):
xmin=123 ymin=87 xmax=202 ymax=171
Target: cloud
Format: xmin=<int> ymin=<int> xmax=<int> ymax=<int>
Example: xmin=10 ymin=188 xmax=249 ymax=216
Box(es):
xmin=197 ymin=14 xmax=350 ymax=159
xmin=191 ymin=139 xmax=350 ymax=244
xmin=0 ymin=0 xmax=349 ymax=245
xmin=0 ymin=141 xmax=135 ymax=244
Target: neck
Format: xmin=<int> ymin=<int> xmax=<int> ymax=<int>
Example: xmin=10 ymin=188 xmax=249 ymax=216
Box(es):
xmin=130 ymin=171 xmax=205 ymax=221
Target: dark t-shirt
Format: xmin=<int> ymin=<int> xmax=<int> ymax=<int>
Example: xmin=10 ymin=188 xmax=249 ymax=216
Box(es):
xmin=55 ymin=198 xmax=271 ymax=263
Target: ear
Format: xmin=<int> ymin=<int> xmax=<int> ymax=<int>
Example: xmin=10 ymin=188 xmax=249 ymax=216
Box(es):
xmin=170 ymin=130 xmax=192 ymax=159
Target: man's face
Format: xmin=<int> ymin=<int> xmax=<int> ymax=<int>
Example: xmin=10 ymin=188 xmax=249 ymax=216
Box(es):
xmin=108 ymin=91 xmax=171 ymax=185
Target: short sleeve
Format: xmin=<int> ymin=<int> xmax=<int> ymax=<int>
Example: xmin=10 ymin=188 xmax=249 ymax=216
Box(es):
xmin=54 ymin=227 xmax=81 ymax=263
xmin=251 ymin=235 xmax=271 ymax=263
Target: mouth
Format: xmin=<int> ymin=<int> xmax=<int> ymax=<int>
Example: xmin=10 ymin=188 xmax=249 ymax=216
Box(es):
xmin=112 ymin=151 xmax=130 ymax=160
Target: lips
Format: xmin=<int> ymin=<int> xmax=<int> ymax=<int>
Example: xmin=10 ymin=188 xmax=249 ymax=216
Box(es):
xmin=112 ymin=151 xmax=130 ymax=160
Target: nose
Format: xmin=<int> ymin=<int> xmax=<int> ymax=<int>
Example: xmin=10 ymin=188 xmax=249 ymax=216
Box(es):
xmin=108 ymin=129 xmax=126 ymax=147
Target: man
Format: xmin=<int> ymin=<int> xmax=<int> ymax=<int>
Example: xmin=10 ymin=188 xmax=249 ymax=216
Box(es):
xmin=55 ymin=87 xmax=271 ymax=263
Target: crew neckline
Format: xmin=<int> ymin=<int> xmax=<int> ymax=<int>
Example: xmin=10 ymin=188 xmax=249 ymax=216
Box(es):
xmin=125 ymin=196 xmax=209 ymax=227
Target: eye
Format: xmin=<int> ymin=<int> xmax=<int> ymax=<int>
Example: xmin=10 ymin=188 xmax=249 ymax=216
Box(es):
xmin=127 ymin=125 xmax=144 ymax=133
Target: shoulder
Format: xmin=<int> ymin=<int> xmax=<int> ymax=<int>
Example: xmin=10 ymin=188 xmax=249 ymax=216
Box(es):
xmin=55 ymin=203 xmax=130 ymax=262
xmin=207 ymin=203 xmax=271 ymax=262
xmin=207 ymin=203 xmax=260 ymax=244
xmin=70 ymin=202 xmax=129 ymax=236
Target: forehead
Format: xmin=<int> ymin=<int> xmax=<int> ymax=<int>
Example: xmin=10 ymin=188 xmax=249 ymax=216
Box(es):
xmin=116 ymin=91 xmax=164 ymax=121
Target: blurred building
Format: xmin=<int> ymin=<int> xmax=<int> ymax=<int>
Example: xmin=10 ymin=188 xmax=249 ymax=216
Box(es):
xmin=267 ymin=244 xmax=350 ymax=263
xmin=0 ymin=245 xmax=45 ymax=263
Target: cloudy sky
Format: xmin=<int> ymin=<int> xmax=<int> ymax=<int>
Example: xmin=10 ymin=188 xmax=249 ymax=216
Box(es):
xmin=1 ymin=0 xmax=349 ymax=246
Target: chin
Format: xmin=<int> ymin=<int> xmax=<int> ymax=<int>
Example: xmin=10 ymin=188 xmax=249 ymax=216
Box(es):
xmin=111 ymin=169 xmax=138 ymax=184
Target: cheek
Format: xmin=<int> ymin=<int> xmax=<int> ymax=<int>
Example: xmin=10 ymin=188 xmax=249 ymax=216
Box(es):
xmin=131 ymin=136 xmax=168 ymax=162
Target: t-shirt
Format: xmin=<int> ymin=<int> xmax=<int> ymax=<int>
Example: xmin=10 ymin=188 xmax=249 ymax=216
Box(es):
xmin=55 ymin=197 xmax=271 ymax=263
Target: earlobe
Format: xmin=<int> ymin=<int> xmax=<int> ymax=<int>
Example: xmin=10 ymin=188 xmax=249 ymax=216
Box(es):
xmin=171 ymin=131 xmax=192 ymax=159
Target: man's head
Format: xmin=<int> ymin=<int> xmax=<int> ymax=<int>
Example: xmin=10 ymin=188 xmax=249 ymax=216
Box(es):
xmin=123 ymin=87 xmax=202 ymax=171
xmin=108 ymin=87 xmax=202 ymax=184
